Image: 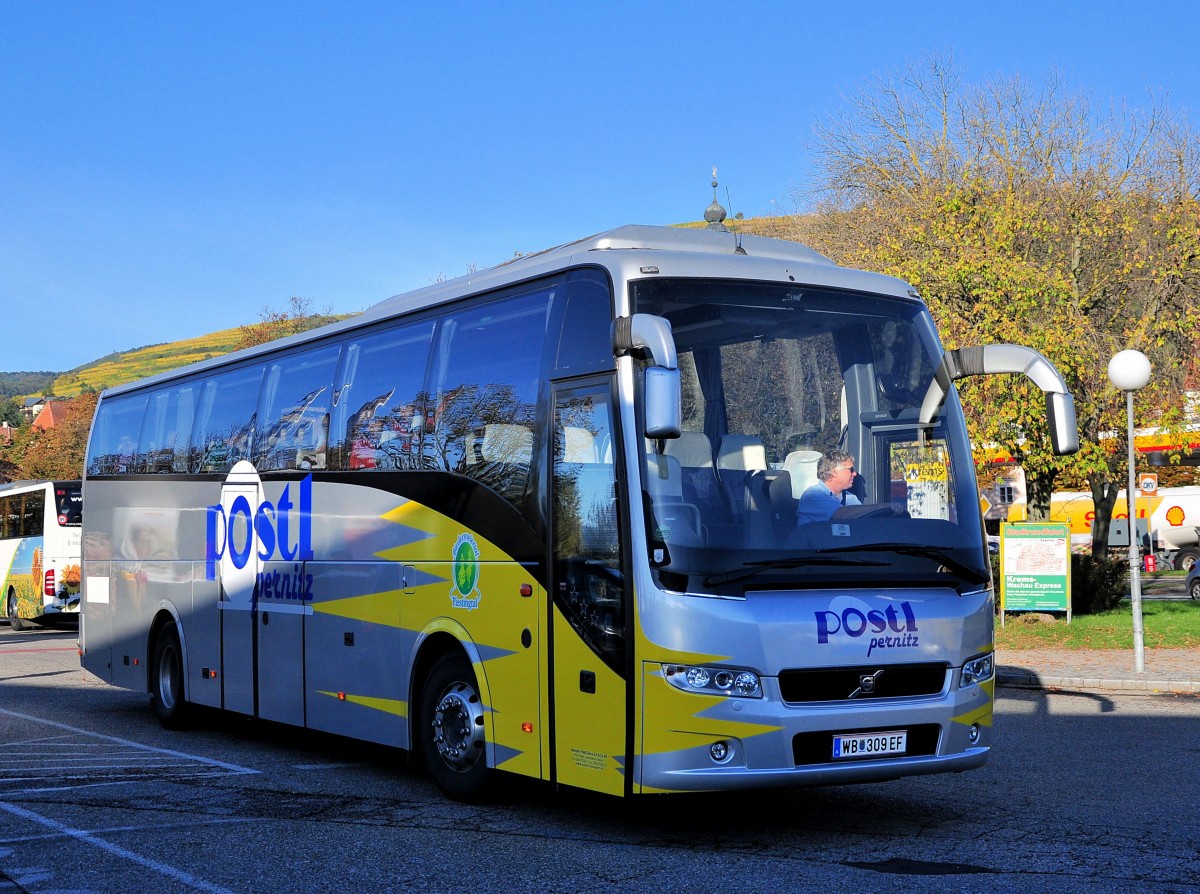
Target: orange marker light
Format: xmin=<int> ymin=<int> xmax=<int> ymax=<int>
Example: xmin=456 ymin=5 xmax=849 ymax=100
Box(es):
xmin=522 ymin=722 xmax=533 ymax=733
xmin=338 ymin=692 xmax=347 ymax=701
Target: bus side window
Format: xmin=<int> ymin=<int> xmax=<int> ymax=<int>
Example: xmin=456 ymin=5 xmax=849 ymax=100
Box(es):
xmin=554 ymin=273 xmax=614 ymax=374
xmin=328 ymin=319 xmax=435 ymax=472
xmin=86 ymin=394 xmax=149 ymax=476
xmin=430 ymin=288 xmax=552 ymax=508
xmin=553 ymin=386 xmax=624 ymax=670
xmin=254 ymin=346 xmax=341 ymax=472
xmin=21 ymin=491 xmax=44 ymax=536
xmin=135 ymin=384 xmax=197 ymax=474
xmin=189 ymin=365 xmax=264 ymax=473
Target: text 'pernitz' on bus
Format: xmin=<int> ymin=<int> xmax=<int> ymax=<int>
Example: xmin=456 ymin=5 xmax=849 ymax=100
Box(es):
xmin=2 ymin=479 xmax=82 ymax=631
xmin=79 ymin=224 xmax=1078 ymax=801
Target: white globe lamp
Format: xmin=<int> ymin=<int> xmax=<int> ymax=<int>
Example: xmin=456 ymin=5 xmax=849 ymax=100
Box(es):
xmin=1108 ymin=348 xmax=1151 ymax=674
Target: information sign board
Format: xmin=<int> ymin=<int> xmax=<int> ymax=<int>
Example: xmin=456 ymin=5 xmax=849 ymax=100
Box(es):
xmin=1000 ymin=522 xmax=1071 ymax=621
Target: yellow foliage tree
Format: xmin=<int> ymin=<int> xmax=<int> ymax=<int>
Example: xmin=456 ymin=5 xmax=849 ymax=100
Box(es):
xmin=769 ymin=56 xmax=1200 ymax=558
xmin=11 ymin=391 xmax=99 ymax=481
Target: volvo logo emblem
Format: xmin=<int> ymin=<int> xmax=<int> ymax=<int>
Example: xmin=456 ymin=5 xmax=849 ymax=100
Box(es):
xmin=849 ymin=669 xmax=885 ymax=699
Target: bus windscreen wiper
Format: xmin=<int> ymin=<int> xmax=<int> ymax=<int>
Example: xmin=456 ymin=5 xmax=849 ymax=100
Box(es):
xmin=704 ymin=556 xmax=887 ymax=588
xmin=817 ymin=543 xmax=988 ymax=584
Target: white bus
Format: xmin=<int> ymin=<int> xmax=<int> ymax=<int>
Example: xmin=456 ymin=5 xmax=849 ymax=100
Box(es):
xmin=81 ymin=225 xmax=1077 ymax=800
xmin=2 ymin=479 xmax=83 ymax=630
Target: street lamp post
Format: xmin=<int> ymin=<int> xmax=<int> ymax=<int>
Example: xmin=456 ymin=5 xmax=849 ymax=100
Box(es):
xmin=1107 ymin=349 xmax=1151 ymax=674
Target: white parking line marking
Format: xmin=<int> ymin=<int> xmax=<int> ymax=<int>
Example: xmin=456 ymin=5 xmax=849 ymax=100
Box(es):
xmin=0 ymin=707 xmax=258 ymax=775
xmin=0 ymin=800 xmax=238 ymax=894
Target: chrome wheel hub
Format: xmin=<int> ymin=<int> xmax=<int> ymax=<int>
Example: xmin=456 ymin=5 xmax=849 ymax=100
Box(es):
xmin=431 ymin=681 xmax=484 ymax=771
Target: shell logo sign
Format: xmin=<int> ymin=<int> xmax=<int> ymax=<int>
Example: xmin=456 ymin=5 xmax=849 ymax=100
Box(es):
xmin=1165 ymin=505 xmax=1186 ymax=526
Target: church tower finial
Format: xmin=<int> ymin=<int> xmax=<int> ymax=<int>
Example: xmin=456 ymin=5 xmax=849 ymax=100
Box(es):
xmin=704 ymin=165 xmax=728 ymax=231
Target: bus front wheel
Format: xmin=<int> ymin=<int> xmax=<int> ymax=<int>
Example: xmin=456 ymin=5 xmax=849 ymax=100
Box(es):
xmin=418 ymin=652 xmax=491 ymax=801
xmin=150 ymin=623 xmax=190 ymax=729
xmin=6 ymin=590 xmax=28 ymax=631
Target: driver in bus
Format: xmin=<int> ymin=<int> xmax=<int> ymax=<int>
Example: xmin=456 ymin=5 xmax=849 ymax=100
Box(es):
xmin=796 ymin=450 xmax=862 ymax=524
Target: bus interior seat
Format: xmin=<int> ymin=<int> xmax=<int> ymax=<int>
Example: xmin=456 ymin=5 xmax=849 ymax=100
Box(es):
xmin=663 ymin=431 xmax=718 ymax=510
xmin=562 ymin=426 xmax=597 ymax=464
xmin=645 ymin=452 xmax=684 ymax=500
xmin=783 ymin=449 xmax=822 ymax=498
xmin=715 ymin=435 xmax=769 ymax=535
xmin=481 ymin=424 xmax=533 ymax=464
xmin=716 ymin=435 xmax=768 ymax=472
xmin=665 ymin=431 xmax=714 ymax=469
xmin=768 ymin=471 xmax=797 ymax=537
xmin=645 ymin=452 xmax=703 ymax=545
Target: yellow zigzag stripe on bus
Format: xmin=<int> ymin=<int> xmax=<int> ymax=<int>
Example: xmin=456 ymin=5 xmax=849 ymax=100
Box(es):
xmin=316 ymin=691 xmax=408 ymax=717
xmin=952 ymin=678 xmax=995 ymax=728
xmin=311 ymin=589 xmax=406 ymax=625
xmin=639 ymin=665 xmax=782 ymax=759
xmin=309 ymin=497 xmax=512 ymax=627
xmin=375 ymin=499 xmax=513 ymax=563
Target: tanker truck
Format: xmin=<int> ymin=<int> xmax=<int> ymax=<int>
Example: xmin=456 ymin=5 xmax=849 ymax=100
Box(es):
xmin=1008 ymin=486 xmax=1200 ymax=570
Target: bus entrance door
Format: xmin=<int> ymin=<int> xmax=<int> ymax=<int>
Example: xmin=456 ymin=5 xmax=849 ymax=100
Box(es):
xmin=550 ymin=383 xmax=628 ymax=796
xmin=215 ymin=467 xmax=307 ymax=724
xmin=215 ymin=463 xmax=261 ymax=716
xmin=255 ymin=476 xmax=310 ymax=727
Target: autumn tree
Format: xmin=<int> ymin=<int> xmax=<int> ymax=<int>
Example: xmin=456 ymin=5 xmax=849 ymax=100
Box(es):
xmin=237 ymin=296 xmax=338 ymax=349
xmin=8 ymin=391 xmax=99 ymax=481
xmin=770 ymin=56 xmax=1200 ymax=561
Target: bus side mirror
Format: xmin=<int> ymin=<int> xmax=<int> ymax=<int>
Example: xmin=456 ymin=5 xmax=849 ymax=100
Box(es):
xmin=644 ymin=367 xmax=681 ymax=439
xmin=613 ymin=314 xmax=681 ymax=439
xmin=940 ymin=344 xmax=1080 ymax=456
xmin=1046 ymin=391 xmax=1079 ymax=456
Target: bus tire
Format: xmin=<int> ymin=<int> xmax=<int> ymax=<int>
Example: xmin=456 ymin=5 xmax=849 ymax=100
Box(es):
xmin=1173 ymin=548 xmax=1200 ymax=572
xmin=150 ymin=623 xmax=190 ymax=729
xmin=6 ymin=590 xmax=28 ymax=632
xmin=417 ymin=651 xmax=491 ymax=801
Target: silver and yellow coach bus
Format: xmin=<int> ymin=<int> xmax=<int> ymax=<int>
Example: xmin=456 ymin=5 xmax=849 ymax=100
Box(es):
xmin=80 ymin=224 xmax=1077 ymax=800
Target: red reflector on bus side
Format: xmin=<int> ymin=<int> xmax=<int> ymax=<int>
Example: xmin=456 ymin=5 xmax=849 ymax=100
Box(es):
xmin=520 ymin=584 xmax=532 ymax=597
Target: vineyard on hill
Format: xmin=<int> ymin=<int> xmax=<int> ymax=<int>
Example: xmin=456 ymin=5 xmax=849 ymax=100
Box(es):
xmin=49 ymin=326 xmax=249 ymax=397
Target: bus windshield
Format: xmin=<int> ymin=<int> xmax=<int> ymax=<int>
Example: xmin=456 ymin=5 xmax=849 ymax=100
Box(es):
xmin=633 ymin=278 xmax=987 ymax=596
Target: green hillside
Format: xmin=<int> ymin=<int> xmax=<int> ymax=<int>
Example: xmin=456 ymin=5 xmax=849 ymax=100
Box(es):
xmin=48 ymin=312 xmax=356 ymax=398
xmin=0 ymin=371 xmax=58 ymax=400
xmin=50 ymin=325 xmax=251 ymax=396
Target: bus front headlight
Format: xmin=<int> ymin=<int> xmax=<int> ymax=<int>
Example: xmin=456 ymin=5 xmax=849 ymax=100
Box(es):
xmin=960 ymin=653 xmax=995 ymax=687
xmin=664 ymin=664 xmax=762 ymax=698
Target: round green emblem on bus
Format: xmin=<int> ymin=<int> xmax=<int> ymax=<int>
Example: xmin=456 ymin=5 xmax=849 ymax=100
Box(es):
xmin=450 ymin=533 xmax=482 ymax=610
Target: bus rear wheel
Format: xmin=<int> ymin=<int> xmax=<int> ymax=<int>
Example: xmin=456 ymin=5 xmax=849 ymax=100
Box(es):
xmin=418 ymin=652 xmax=491 ymax=801
xmin=150 ymin=623 xmax=190 ymax=729
xmin=6 ymin=590 xmax=28 ymax=631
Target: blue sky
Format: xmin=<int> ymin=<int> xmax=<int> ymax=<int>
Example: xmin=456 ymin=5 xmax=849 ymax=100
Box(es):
xmin=3 ymin=1 xmax=1197 ymax=373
